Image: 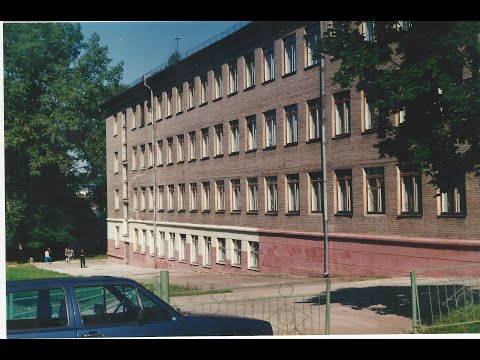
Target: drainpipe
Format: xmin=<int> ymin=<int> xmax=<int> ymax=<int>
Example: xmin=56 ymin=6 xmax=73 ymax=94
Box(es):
xmin=319 ymin=21 xmax=329 ymax=278
xmin=143 ymin=76 xmax=157 ymax=269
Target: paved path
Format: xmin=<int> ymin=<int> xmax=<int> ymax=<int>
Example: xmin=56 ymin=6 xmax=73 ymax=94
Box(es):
xmin=34 ymin=259 xmax=413 ymax=335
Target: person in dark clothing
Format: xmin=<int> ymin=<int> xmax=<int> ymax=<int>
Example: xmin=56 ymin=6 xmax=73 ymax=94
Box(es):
xmin=80 ymin=249 xmax=86 ymax=268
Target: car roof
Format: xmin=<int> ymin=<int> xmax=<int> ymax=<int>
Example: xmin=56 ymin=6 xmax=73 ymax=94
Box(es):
xmin=7 ymin=276 xmax=136 ymax=289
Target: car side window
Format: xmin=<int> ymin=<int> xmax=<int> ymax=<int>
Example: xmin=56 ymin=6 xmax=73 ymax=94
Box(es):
xmin=137 ymin=290 xmax=172 ymax=322
xmin=7 ymin=288 xmax=68 ymax=331
xmin=74 ymin=284 xmax=141 ymax=327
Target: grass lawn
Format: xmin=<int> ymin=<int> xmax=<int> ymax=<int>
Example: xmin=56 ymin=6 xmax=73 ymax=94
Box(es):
xmin=420 ymin=304 xmax=480 ymax=334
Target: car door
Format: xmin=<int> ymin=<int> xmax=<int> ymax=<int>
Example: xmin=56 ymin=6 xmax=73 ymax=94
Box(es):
xmin=7 ymin=286 xmax=77 ymax=338
xmin=73 ymin=283 xmax=180 ymax=338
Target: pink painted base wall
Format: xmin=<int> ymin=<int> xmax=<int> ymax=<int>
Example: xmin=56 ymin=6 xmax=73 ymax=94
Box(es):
xmin=107 ymin=232 xmax=480 ymax=278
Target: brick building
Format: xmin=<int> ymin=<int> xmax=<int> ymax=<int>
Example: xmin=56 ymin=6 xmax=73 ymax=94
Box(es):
xmin=103 ymin=21 xmax=480 ymax=277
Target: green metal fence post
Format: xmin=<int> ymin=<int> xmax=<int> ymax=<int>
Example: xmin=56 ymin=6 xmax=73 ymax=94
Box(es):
xmin=411 ymin=271 xmax=417 ymax=334
xmin=325 ymin=277 xmax=331 ymax=335
xmin=160 ymin=270 xmax=170 ymax=304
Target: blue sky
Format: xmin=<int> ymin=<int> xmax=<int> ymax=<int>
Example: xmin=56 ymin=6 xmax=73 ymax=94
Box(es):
xmin=80 ymin=21 xmax=241 ymax=86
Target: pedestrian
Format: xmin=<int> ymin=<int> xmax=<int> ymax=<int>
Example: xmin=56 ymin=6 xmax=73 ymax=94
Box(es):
xmin=44 ymin=248 xmax=50 ymax=263
xmin=65 ymin=247 xmax=69 ymax=262
xmin=18 ymin=243 xmax=25 ymax=263
xmin=80 ymin=249 xmax=86 ymax=268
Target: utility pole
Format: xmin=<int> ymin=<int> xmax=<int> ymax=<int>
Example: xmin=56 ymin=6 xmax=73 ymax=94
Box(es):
xmin=175 ymin=36 xmax=181 ymax=52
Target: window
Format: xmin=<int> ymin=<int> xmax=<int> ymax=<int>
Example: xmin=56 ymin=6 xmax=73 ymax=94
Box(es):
xmin=169 ymin=233 xmax=175 ymax=259
xmin=215 ymin=180 xmax=225 ymax=212
xmin=180 ymin=234 xmax=187 ymax=261
xmin=246 ymin=115 xmax=257 ymax=151
xmin=439 ymin=188 xmax=466 ymax=215
xmin=283 ymin=34 xmax=296 ymax=75
xmin=395 ymin=109 xmax=406 ymax=125
xmin=217 ymin=238 xmax=226 ymax=263
xmin=309 ymin=172 xmax=322 ymax=213
xmin=140 ymin=145 xmax=145 ymax=169
xmin=362 ymin=92 xmax=375 ymax=131
xmin=397 ymin=21 xmax=410 ymax=30
xmin=188 ymin=131 xmax=196 ymax=161
xmin=201 ymin=128 xmax=209 ymax=159
xmin=134 ymin=228 xmax=139 ymax=252
xmin=231 ymin=179 xmax=241 ymax=212
xmin=336 ymin=170 xmax=353 ymax=213
xmin=147 ymin=143 xmax=153 ymax=168
xmin=264 ymin=110 xmax=276 ymax=148
xmin=167 ymin=185 xmax=174 ymax=211
xmin=132 ymin=147 xmax=137 ymax=170
xmin=190 ymin=182 xmax=198 ymax=211
xmin=202 ymin=181 xmax=210 ymax=211
xmin=245 ymin=54 xmax=255 ymax=88
xmin=133 ymin=188 xmax=138 ymax=211
xmin=214 ymin=70 xmax=222 ymax=99
xmin=139 ymin=103 xmax=145 ymax=127
xmin=228 ymin=61 xmax=238 ymax=95
xmin=122 ymin=163 xmax=127 ymax=183
xmin=285 ymin=104 xmax=298 ymax=145
xmin=191 ymin=235 xmax=199 ymax=264
xmin=247 ymin=177 xmax=258 ymax=212
xmin=233 ymin=240 xmax=242 ymax=266
xmin=7 ymin=288 xmax=68 ymax=331
xmin=157 ymin=185 xmax=164 ymax=211
xmin=114 ymin=189 xmax=120 ymax=210
xmin=178 ymin=183 xmax=186 ymax=211
xmin=263 ymin=45 xmax=275 ymax=82
xmin=201 ymin=76 xmax=208 ymax=104
xmin=146 ymin=101 xmax=152 ymax=125
xmin=305 ymin=24 xmax=320 ymax=67
xmin=113 ymin=114 xmax=118 ymax=136
xmin=131 ymin=107 xmax=136 ymax=129
xmin=400 ymin=169 xmax=422 ymax=214
xmin=167 ymin=138 xmax=173 ymax=164
xmin=114 ymin=152 xmax=119 ymax=173
xmin=334 ymin=91 xmax=350 ymax=136
xmin=156 ymin=140 xmax=163 ymax=166
xmin=361 ymin=21 xmax=375 ymax=41
xmin=188 ymin=82 xmax=195 ymax=109
xmin=286 ymin=174 xmax=300 ymax=213
xmin=177 ymin=135 xmax=185 ymax=163
xmin=155 ymin=96 xmax=162 ymax=120
xmin=121 ymin=110 xmax=127 ymax=128
xmin=142 ymin=229 xmax=147 ymax=253
xmin=140 ymin=187 xmax=146 ymax=211
xmin=148 ymin=186 xmax=154 ymax=211
xmin=365 ymin=167 xmax=385 ymax=214
xmin=149 ymin=230 xmax=154 ymax=256
xmin=204 ymin=237 xmax=211 ymax=266
xmin=177 ymin=87 xmax=183 ymax=113
xmin=166 ymin=92 xmax=172 ymax=117
xmin=122 ymin=144 xmax=127 ymax=162
xmin=159 ymin=231 xmax=166 ymax=257
xmin=115 ymin=226 xmax=120 ymax=248
xmin=230 ymin=120 xmax=239 ymax=154
xmin=214 ymin=124 xmax=223 ymax=156
xmin=308 ymin=99 xmax=321 ymax=141
xmin=265 ymin=176 xmax=278 ymax=213
xmin=249 ymin=241 xmax=259 ymax=269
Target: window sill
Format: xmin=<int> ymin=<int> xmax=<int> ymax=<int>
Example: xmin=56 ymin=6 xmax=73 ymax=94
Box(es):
xmin=285 ymin=211 xmax=300 ymax=216
xmin=244 ymin=85 xmax=255 ymax=92
xmin=187 ymin=107 xmax=195 ymax=112
xmin=396 ymin=213 xmax=423 ymax=219
xmin=158 ymin=209 xmax=164 ymax=213
xmin=122 ymin=159 xmax=128 ymax=163
xmin=306 ymin=138 xmax=321 ymax=144
xmin=131 ymin=128 xmax=136 ymax=131
xmin=167 ymin=210 xmax=174 ymax=213
xmin=266 ymin=211 xmax=278 ymax=216
xmin=167 ymin=163 xmax=173 ymax=166
xmin=214 ymin=154 xmax=224 ymax=159
xmin=140 ymin=209 xmax=146 ymax=212
xmin=246 ymin=211 xmax=258 ymax=215
xmin=248 ymin=267 xmax=260 ymax=272
xmin=158 ymin=164 xmax=163 ymax=167
xmin=227 ymin=91 xmax=238 ymax=97
xmin=113 ymin=134 xmax=118 ymax=137
xmin=178 ymin=210 xmax=186 ymax=213
xmin=334 ymin=212 xmax=353 ymax=218
xmin=202 ymin=210 xmax=211 ymax=213
xmin=156 ymin=118 xmax=162 ymax=122
xmin=148 ymin=165 xmax=153 ymax=169
xmin=215 ymin=210 xmax=226 ymax=214
xmin=213 ymin=97 xmax=222 ymax=102
xmin=361 ymin=129 xmax=376 ymax=135
xmin=168 ymin=257 xmax=176 ymax=261
xmin=188 ymin=159 xmax=196 ymax=163
xmin=190 ymin=210 xmax=198 ymax=213
xmin=282 ymin=71 xmax=296 ymax=79
xmin=230 ymin=210 xmax=241 ymax=215
xmin=148 ymin=209 xmax=153 ymax=212
xmin=284 ymin=142 xmax=298 ymax=148
xmin=190 ymin=262 xmax=199 ymax=266
xmin=229 ymin=151 xmax=239 ymax=156
xmin=166 ymin=115 xmax=172 ymax=119
xmin=177 ymin=161 xmax=184 ymax=165
xmin=216 ymin=262 xmax=226 ymax=266
xmin=203 ymin=265 xmax=212 ymax=269
xmin=231 ymin=264 xmax=242 ymax=269
xmin=437 ymin=214 xmax=466 ymax=219
xmin=199 ymin=102 xmax=208 ymax=107
xmin=365 ymin=212 xmax=385 ymax=216
xmin=179 ymin=260 xmax=186 ymax=264
xmin=332 ymin=133 xmax=351 ymax=140
xmin=263 ymin=145 xmax=276 ymax=151
xmin=245 ymin=148 xmax=257 ymax=154
xmin=262 ymin=79 xmax=275 ymax=85
xmin=200 ymin=156 xmax=209 ymax=161
xmin=114 ymin=209 xmax=119 ymax=212
xmin=176 ymin=111 xmax=183 ymax=116
xmin=311 ymin=211 xmax=322 ymax=215
xmin=132 ymin=169 xmax=137 ymax=171
xmin=304 ymin=63 xmax=320 ymax=71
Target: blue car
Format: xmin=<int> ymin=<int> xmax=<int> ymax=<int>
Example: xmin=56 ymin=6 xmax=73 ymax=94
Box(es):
xmin=6 ymin=276 xmax=273 ymax=338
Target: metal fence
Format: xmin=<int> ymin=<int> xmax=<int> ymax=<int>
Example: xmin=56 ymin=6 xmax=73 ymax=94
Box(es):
xmin=140 ymin=277 xmax=331 ymax=336
xmin=411 ymin=264 xmax=480 ymax=334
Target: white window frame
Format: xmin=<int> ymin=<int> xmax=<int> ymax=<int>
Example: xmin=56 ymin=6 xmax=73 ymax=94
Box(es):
xmin=177 ymin=134 xmax=185 ymax=163
xmin=265 ymin=111 xmax=276 ymax=147
xmin=285 ymin=104 xmax=298 ymax=144
xmin=229 ymin=62 xmax=238 ymax=94
xmin=156 ymin=140 xmax=163 ymax=166
xmin=177 ymin=87 xmax=183 ymax=113
xmin=188 ymin=82 xmax=195 ymax=109
xmin=214 ymin=124 xmax=223 ymax=156
xmin=180 ymin=234 xmax=187 ymax=261
xmin=233 ymin=239 xmax=242 ymax=266
xmin=158 ymin=185 xmax=164 ymax=211
xmin=365 ymin=167 xmax=385 ymax=214
xmin=231 ymin=179 xmax=241 ymax=212
xmin=148 ymin=186 xmax=154 ymax=211
xmin=113 ymin=152 xmax=119 ymax=173
xmin=141 ymin=229 xmax=147 ymax=254
xmin=230 ymin=120 xmax=239 ymax=153
xmin=308 ymin=99 xmax=321 ymax=141
xmin=169 ymin=232 xmax=175 ymax=259
xmin=216 ymin=180 xmax=225 ymax=212
xmin=201 ymin=128 xmax=209 ymax=159
xmin=245 ymin=54 xmax=255 ymax=88
xmin=247 ymin=178 xmax=258 ymax=212
xmin=263 ymin=45 xmax=275 ymax=82
xmin=400 ymin=169 xmax=422 ymax=214
xmin=309 ymin=172 xmax=322 ymax=213
xmin=202 ymin=181 xmax=210 ymax=211
xmin=201 ymin=77 xmax=208 ymax=104
xmin=334 ymin=92 xmax=350 ymax=136
xmin=140 ymin=187 xmax=146 ymax=211
xmin=283 ymin=34 xmax=296 ymax=75
xmin=286 ymin=174 xmax=300 ymax=213
xmin=246 ymin=115 xmax=257 ymax=151
xmin=167 ymin=185 xmax=174 ymax=211
xmin=114 ymin=189 xmax=120 ymax=210
xmin=214 ymin=71 xmax=222 ymax=100
xmin=167 ymin=138 xmax=173 ymax=164
xmin=190 ymin=182 xmax=198 ymax=211
xmin=248 ymin=241 xmax=259 ymax=269
xmin=189 ymin=131 xmax=196 ymax=161
xmin=191 ymin=235 xmax=199 ymax=264
xmin=178 ymin=183 xmax=186 ymax=211
xmin=336 ymin=170 xmax=353 ymax=213
xmin=266 ymin=176 xmax=278 ymax=213
xmin=204 ymin=237 xmax=211 ymax=266
xmin=217 ymin=238 xmax=226 ymax=264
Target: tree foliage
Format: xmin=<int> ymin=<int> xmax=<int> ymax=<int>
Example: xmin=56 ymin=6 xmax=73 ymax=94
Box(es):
xmin=4 ymin=23 xmax=125 ymax=260
xmin=317 ymin=21 xmax=480 ymax=192
xmin=167 ymin=49 xmax=181 ymax=66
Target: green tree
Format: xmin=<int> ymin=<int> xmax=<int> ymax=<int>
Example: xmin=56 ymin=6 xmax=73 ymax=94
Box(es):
xmin=167 ymin=49 xmax=181 ymax=66
xmin=317 ymin=21 xmax=480 ymax=192
xmin=4 ymin=23 xmax=125 ymax=260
